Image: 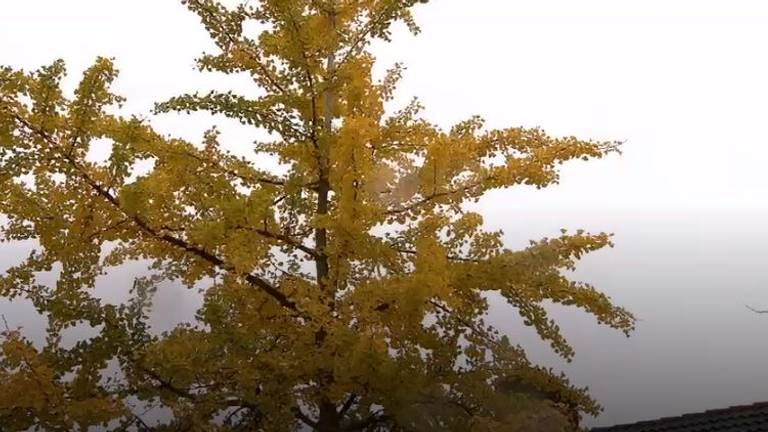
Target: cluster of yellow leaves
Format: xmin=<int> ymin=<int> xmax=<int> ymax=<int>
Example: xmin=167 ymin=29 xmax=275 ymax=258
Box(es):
xmin=0 ymin=331 xmax=123 ymax=431
xmin=0 ymin=0 xmax=633 ymax=430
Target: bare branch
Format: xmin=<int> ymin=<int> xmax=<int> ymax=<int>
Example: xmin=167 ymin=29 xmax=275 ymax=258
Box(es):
xmin=338 ymin=393 xmax=357 ymax=418
xmin=292 ymin=407 xmax=318 ymax=428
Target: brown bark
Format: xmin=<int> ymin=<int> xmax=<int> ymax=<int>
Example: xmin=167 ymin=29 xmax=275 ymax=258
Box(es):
xmin=315 ymin=4 xmax=339 ymax=431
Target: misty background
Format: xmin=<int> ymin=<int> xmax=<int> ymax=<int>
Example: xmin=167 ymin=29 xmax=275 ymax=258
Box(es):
xmin=3 ymin=0 xmax=768 ymax=428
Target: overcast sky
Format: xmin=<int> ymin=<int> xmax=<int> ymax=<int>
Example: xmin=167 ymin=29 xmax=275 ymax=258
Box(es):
xmin=3 ymin=1 xmax=768 ymax=428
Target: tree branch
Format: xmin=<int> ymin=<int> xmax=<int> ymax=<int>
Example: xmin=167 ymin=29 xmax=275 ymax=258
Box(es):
xmin=249 ymin=226 xmax=319 ymax=259
xmin=392 ymin=247 xmax=481 ymax=263
xmin=283 ymin=7 xmax=321 ymax=148
xmin=338 ymin=393 xmax=357 ymax=418
xmin=188 ymin=0 xmax=287 ymax=94
xmin=341 ymin=410 xmax=390 ymax=432
xmin=11 ymin=112 xmax=301 ymax=315
xmin=385 ymin=181 xmax=484 ymax=215
xmin=292 ymin=407 xmax=319 ymax=428
xmin=335 ymin=3 xmax=399 ymax=75
xmin=171 ymin=147 xmax=285 ymax=187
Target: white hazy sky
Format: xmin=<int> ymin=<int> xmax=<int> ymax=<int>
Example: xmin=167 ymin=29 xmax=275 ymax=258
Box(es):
xmin=3 ymin=1 xmax=768 ymax=212
xmin=3 ymin=1 xmax=768 ymax=428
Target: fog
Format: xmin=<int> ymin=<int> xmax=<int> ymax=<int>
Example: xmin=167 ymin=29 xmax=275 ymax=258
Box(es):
xmin=3 ymin=0 xmax=768 ymax=428
xmin=483 ymin=206 xmax=768 ymax=427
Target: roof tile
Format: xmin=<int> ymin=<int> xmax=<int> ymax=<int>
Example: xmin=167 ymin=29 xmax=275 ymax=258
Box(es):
xmin=591 ymin=402 xmax=768 ymax=432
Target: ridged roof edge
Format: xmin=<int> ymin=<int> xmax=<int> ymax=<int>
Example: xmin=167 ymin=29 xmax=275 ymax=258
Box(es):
xmin=592 ymin=401 xmax=768 ymax=431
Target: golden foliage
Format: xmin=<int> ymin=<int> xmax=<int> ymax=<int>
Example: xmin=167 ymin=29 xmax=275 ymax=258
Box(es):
xmin=0 ymin=1 xmax=633 ymax=430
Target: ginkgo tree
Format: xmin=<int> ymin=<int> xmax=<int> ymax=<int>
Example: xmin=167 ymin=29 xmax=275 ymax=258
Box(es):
xmin=0 ymin=0 xmax=634 ymax=431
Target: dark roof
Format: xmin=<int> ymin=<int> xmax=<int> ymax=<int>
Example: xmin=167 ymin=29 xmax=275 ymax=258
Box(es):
xmin=592 ymin=402 xmax=768 ymax=432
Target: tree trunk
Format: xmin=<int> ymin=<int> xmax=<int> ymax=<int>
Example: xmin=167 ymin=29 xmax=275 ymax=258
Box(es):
xmin=317 ymin=400 xmax=341 ymax=432
xmin=314 ymin=5 xmax=340 ymax=431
